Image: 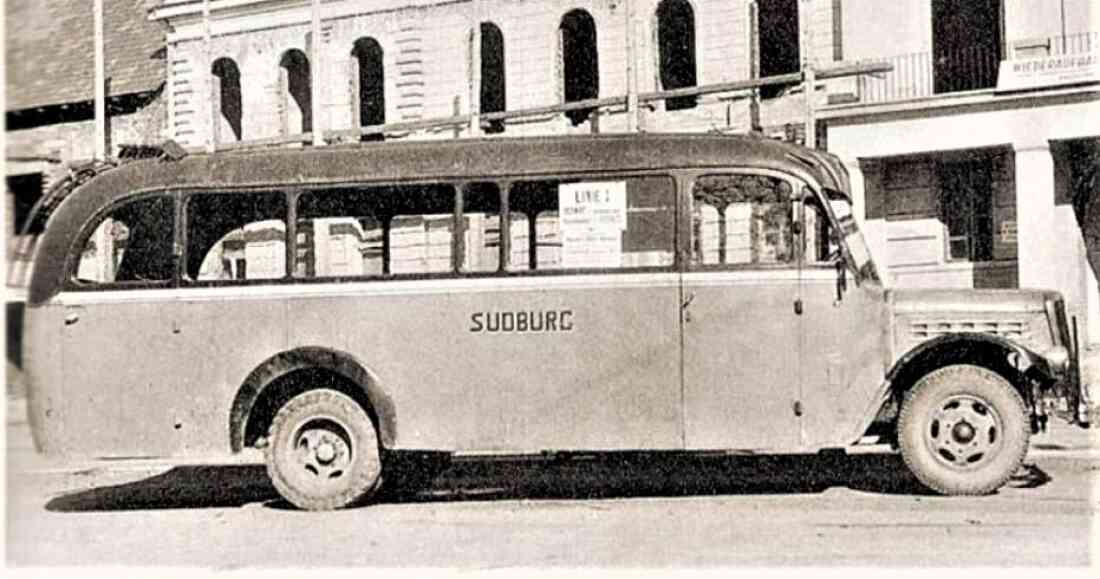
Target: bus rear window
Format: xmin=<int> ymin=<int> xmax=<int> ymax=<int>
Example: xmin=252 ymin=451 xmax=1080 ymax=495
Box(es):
xmin=506 ymin=176 xmax=675 ymax=271
xmin=74 ymin=195 xmax=175 ymax=284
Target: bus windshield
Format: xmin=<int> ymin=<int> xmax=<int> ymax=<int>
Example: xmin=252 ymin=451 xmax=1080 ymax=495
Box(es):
xmin=825 ymin=190 xmax=879 ymax=283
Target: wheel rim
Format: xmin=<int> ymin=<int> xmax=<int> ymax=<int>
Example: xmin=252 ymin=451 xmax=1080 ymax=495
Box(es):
xmin=924 ymin=394 xmax=1004 ymax=470
xmin=284 ymin=416 xmax=355 ymax=493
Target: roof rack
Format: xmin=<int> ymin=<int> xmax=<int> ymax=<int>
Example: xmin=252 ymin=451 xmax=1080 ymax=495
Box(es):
xmin=17 ymin=140 xmax=188 ymax=237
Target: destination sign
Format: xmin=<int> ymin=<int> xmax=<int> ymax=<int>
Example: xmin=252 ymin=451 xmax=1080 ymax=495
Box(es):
xmin=559 ymin=181 xmax=627 ymax=268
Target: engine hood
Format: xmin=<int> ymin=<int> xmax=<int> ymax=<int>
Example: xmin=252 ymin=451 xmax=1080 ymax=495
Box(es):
xmin=888 ymin=288 xmax=1060 ymax=315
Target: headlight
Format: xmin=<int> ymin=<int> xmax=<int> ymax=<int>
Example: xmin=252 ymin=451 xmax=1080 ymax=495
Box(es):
xmin=1042 ymin=345 xmax=1070 ymax=374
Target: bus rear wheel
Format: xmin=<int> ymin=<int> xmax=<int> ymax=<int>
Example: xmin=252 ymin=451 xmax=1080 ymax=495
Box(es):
xmin=265 ymin=389 xmax=383 ymax=510
xmin=897 ymin=364 xmax=1029 ymax=496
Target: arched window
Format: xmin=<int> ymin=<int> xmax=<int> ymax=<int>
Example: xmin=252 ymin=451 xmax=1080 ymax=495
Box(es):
xmin=211 ymin=58 xmax=243 ymax=142
xmin=559 ymin=9 xmax=599 ymax=126
xmin=351 ymin=38 xmax=385 ymax=142
xmin=480 ymin=22 xmax=506 ymax=134
xmin=758 ymin=0 xmax=800 ymax=99
xmin=279 ymin=49 xmax=312 ymax=136
xmin=657 ymin=0 xmax=697 ymax=110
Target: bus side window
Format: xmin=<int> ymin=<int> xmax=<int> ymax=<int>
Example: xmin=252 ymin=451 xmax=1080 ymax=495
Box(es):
xmin=74 ymin=195 xmax=175 ymax=284
xmin=296 ymin=184 xmax=455 ymax=277
xmin=506 ymin=176 xmax=675 ymax=271
xmin=691 ymin=174 xmax=794 ymax=266
xmin=803 ymin=192 xmax=838 ymax=264
xmin=388 ymin=184 xmax=455 ymax=275
xmin=187 ymin=191 xmax=288 ymax=281
xmin=296 ymin=189 xmax=384 ymax=278
xmin=461 ymin=182 xmax=501 ymax=273
xmin=507 ymin=181 xmax=559 ymax=271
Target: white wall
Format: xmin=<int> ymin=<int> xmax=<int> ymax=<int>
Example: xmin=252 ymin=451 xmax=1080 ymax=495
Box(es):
xmin=1005 ymin=0 xmax=1097 ymax=41
xmin=842 ymin=0 xmax=931 ymax=59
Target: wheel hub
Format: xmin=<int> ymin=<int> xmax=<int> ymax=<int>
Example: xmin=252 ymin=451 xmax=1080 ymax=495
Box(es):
xmin=926 ymin=394 xmax=1003 ymax=469
xmin=316 ymin=440 xmax=337 ymax=464
xmin=291 ymin=418 xmax=354 ymax=482
xmin=951 ymin=421 xmax=976 ymax=444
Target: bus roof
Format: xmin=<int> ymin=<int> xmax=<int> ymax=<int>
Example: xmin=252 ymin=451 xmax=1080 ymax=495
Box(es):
xmin=75 ymin=133 xmax=848 ymax=198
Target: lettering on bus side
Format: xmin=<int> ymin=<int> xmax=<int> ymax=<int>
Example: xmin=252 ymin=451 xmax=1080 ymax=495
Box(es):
xmin=469 ymin=310 xmax=574 ymax=333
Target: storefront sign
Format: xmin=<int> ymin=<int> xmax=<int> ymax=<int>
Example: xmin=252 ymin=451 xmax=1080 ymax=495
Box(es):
xmin=996 ymin=51 xmax=1099 ymax=92
xmin=559 ymin=181 xmax=627 ymax=268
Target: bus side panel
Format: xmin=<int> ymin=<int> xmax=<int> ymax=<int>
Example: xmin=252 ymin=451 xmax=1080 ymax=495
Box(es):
xmin=58 ymin=299 xmax=164 ymax=456
xmin=54 ymin=292 xmax=288 ymax=459
xmin=288 ymin=279 xmax=683 ymax=452
xmin=179 ymin=297 xmax=290 ymax=456
xmin=23 ymin=303 xmax=65 ymax=455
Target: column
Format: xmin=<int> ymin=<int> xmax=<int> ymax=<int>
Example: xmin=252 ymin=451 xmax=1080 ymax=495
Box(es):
xmin=310 ymin=0 xmax=324 ymax=146
xmin=1014 ymin=141 xmax=1057 ymax=290
xmin=1015 ymin=141 xmax=1089 ymax=330
xmin=469 ymin=0 xmax=482 ymax=137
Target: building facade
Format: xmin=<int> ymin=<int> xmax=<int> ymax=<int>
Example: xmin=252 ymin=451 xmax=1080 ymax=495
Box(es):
xmin=144 ymin=0 xmax=1099 ymax=349
xmin=150 ymin=0 xmax=845 ymax=148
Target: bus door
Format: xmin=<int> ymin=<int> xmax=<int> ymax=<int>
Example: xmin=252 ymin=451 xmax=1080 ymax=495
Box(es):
xmin=681 ymin=173 xmax=802 ymax=450
xmin=796 ymin=191 xmax=890 ymax=448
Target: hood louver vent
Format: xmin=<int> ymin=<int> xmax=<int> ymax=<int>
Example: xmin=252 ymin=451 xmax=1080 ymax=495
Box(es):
xmin=910 ymin=319 xmax=1029 ymax=341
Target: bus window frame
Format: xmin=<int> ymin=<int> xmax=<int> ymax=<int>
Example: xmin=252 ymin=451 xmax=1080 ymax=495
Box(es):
xmin=455 ymin=180 xmax=508 ymax=275
xmin=798 ymin=186 xmax=842 ymax=271
xmin=500 ymin=171 xmax=680 ymax=276
xmin=293 ymin=170 xmax=680 ymax=282
xmin=180 ymin=187 xmax=294 ymax=286
xmin=293 ymin=180 xmax=462 ymax=282
xmin=684 ymin=169 xmax=806 ymax=273
xmin=64 ymin=190 xmax=181 ymax=292
xmin=62 ymin=170 xmax=684 ymax=290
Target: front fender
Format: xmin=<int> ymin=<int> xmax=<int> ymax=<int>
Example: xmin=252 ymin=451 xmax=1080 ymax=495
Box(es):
xmin=886 ymin=332 xmax=1054 ymax=386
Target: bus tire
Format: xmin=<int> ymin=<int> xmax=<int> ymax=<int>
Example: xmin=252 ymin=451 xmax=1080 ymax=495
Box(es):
xmin=897 ymin=364 xmax=1029 ymax=496
xmin=265 ymin=388 xmax=383 ymax=510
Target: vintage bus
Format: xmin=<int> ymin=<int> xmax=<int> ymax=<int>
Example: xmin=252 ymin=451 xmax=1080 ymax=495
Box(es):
xmin=20 ymin=134 xmax=1085 ymax=510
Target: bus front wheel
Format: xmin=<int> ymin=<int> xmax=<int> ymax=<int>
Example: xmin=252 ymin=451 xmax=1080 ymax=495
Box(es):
xmin=897 ymin=364 xmax=1029 ymax=496
xmin=265 ymin=389 xmax=383 ymax=510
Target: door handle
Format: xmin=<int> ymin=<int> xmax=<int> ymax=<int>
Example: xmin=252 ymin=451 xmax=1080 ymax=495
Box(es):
xmin=63 ymin=306 xmax=84 ymax=326
xmin=682 ymin=291 xmax=696 ymax=323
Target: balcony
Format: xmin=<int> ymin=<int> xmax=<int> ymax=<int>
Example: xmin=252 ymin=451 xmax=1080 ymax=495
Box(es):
xmin=847 ymin=31 xmax=1097 ymax=105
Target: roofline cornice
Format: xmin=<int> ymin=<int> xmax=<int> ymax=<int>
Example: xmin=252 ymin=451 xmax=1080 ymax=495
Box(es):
xmin=149 ymin=0 xmax=458 ymax=22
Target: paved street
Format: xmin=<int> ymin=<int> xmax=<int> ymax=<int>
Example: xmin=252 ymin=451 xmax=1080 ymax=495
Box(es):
xmin=5 ymin=399 xmax=1097 ymax=569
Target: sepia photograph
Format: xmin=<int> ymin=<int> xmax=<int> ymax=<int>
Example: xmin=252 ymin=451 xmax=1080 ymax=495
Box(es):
xmin=3 ymin=0 xmax=1098 ymax=570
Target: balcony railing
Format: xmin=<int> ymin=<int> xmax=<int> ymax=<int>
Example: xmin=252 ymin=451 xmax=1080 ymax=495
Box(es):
xmin=852 ymin=31 xmax=1097 ymax=105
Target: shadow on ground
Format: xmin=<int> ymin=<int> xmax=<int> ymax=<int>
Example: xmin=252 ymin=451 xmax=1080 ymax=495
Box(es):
xmin=44 ymin=452 xmax=1051 ymax=512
